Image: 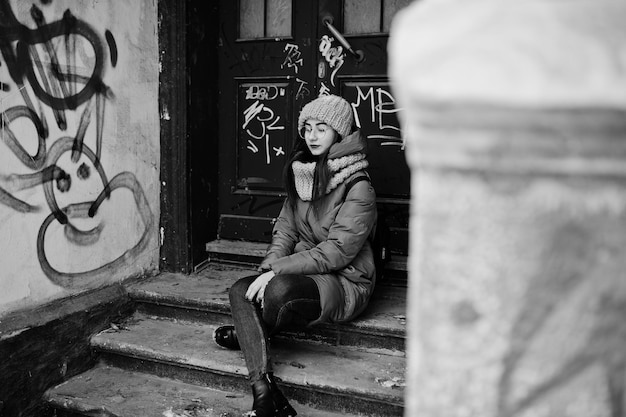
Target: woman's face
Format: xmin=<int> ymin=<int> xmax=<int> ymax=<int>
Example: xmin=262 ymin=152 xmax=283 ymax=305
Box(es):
xmin=302 ymin=119 xmax=338 ymax=156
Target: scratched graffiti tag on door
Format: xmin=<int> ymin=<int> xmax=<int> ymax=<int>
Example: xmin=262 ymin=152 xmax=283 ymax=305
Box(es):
xmin=0 ymin=1 xmax=154 ymax=288
xmin=236 ymin=81 xmax=293 ymax=191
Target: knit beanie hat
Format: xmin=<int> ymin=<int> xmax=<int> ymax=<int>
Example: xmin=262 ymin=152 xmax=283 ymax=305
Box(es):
xmin=298 ymin=95 xmax=354 ymax=138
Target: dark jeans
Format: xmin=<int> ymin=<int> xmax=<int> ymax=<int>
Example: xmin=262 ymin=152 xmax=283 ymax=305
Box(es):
xmin=229 ymin=273 xmax=321 ymax=383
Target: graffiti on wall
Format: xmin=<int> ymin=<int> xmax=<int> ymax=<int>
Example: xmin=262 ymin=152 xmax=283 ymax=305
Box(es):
xmin=241 ymin=85 xmax=285 ymax=165
xmin=242 ymin=94 xmax=286 ymax=165
xmin=0 ymin=0 xmax=153 ymax=289
xmin=281 ymin=43 xmax=303 ymax=74
xmin=350 ymin=85 xmax=403 ymax=148
xmin=319 ymin=35 xmax=345 ymax=87
xmin=295 ymin=78 xmax=310 ymax=102
xmin=236 ymin=81 xmax=290 ymax=192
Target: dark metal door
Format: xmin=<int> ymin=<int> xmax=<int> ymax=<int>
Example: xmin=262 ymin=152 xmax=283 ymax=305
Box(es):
xmin=217 ymin=0 xmax=411 ymax=255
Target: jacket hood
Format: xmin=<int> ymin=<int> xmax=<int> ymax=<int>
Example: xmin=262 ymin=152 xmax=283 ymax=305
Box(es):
xmin=328 ymin=130 xmax=367 ymax=160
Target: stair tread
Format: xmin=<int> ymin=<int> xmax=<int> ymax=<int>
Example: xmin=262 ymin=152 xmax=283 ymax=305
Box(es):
xmin=206 ymin=239 xmax=408 ymax=272
xmin=93 ymin=313 xmax=405 ymax=404
xmin=206 ymin=239 xmax=269 ymax=257
xmin=128 ymin=265 xmax=407 ymax=337
xmin=45 ymin=364 xmax=358 ymax=417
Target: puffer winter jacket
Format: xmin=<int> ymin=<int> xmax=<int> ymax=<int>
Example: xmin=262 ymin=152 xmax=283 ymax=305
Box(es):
xmin=259 ymin=130 xmax=377 ymax=324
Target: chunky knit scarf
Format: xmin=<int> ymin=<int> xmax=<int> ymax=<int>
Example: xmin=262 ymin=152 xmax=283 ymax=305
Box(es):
xmin=292 ymin=153 xmax=369 ymax=201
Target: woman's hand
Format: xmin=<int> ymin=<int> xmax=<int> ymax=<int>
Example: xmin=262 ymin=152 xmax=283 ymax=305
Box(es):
xmin=245 ymin=270 xmax=276 ymax=305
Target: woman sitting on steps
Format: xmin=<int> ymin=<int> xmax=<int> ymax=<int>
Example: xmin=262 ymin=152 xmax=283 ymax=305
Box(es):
xmin=213 ymin=94 xmax=378 ymax=417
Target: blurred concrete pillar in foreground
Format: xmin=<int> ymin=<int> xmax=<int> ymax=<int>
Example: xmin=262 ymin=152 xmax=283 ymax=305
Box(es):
xmin=389 ymin=1 xmax=626 ymax=416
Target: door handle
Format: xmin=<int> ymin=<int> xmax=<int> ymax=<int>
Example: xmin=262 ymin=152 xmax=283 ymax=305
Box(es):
xmin=322 ymin=16 xmax=365 ymax=63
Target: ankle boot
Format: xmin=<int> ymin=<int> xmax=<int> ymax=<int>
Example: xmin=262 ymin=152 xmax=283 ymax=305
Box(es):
xmin=267 ymin=373 xmax=297 ymax=417
xmin=213 ymin=325 xmax=240 ymax=350
xmin=251 ymin=374 xmax=277 ymax=417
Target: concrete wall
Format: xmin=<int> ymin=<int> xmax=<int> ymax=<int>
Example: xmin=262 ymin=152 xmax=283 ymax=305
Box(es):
xmin=390 ymin=0 xmax=626 ymax=416
xmin=0 ymin=0 xmax=159 ymax=317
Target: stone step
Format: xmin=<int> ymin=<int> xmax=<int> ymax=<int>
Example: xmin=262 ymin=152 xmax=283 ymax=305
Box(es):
xmin=127 ymin=265 xmax=407 ymax=353
xmin=205 ymin=239 xmax=408 ymax=287
xmin=45 ymin=364 xmax=359 ymax=417
xmin=91 ymin=313 xmax=405 ymax=416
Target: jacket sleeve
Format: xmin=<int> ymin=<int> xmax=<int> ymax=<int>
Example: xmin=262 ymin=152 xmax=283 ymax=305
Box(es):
xmin=268 ymin=180 xmax=376 ymax=275
xmin=259 ymin=200 xmax=298 ymax=271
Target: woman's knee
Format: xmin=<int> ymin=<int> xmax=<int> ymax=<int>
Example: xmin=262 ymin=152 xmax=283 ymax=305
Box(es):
xmin=263 ymin=274 xmax=299 ymax=306
xmin=228 ymin=275 xmax=256 ymax=303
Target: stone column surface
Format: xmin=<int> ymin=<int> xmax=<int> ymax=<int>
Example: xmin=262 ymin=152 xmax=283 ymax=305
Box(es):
xmin=389 ymin=1 xmax=626 ymax=416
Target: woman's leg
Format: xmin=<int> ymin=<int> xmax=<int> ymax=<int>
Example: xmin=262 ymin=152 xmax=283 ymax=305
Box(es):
xmin=228 ymin=275 xmax=272 ymax=383
xmin=228 ymin=274 xmax=322 ymax=380
xmin=229 ymin=274 xmax=318 ymax=417
xmin=262 ymin=274 xmax=321 ymax=336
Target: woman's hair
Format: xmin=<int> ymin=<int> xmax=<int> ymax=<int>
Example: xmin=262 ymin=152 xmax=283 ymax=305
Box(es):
xmin=283 ymin=134 xmax=340 ymax=214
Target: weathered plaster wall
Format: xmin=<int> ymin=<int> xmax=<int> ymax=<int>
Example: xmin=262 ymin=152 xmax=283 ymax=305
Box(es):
xmin=0 ymin=0 xmax=159 ymax=316
xmin=390 ymin=0 xmax=626 ymax=416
